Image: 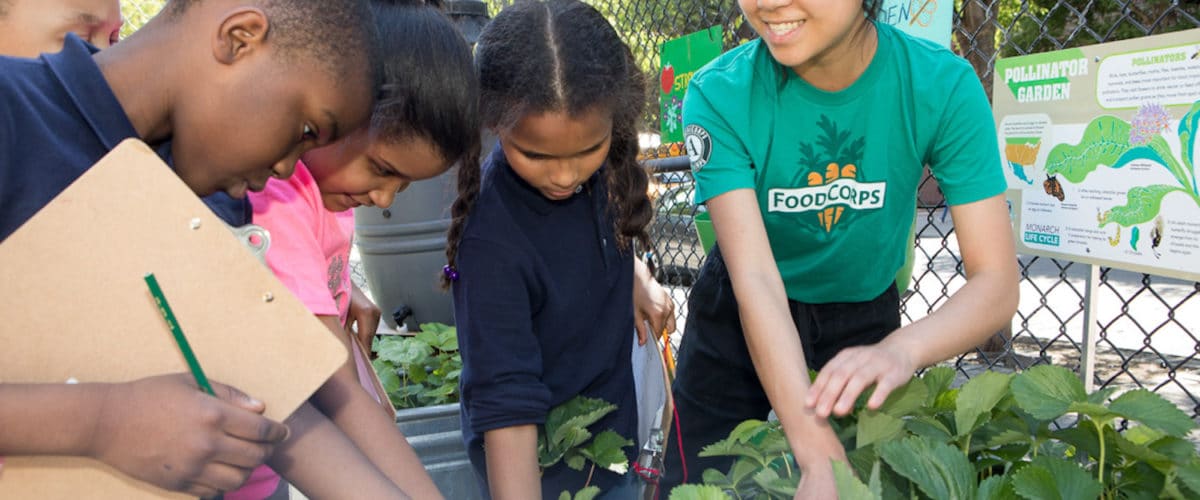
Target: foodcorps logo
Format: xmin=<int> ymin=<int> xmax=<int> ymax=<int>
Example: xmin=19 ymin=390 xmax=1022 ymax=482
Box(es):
xmin=768 ymin=179 xmax=887 ymax=213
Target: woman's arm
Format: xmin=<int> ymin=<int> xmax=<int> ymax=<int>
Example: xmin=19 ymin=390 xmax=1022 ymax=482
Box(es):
xmin=483 ymin=425 xmax=541 ymax=500
xmin=808 ymin=194 xmax=1019 ymax=416
xmin=632 ymin=257 xmax=676 ymax=346
xmin=0 ymin=375 xmax=288 ymax=498
xmin=311 ymin=315 xmax=444 ymax=499
xmin=706 ymin=189 xmax=845 ymax=498
xmin=269 ymin=401 xmax=409 ymax=500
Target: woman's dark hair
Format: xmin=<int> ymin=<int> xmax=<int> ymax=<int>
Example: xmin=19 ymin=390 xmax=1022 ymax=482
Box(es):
xmin=863 ymin=0 xmax=880 ymax=19
xmin=443 ymin=0 xmax=651 ymax=287
xmin=370 ymin=0 xmax=479 ymax=171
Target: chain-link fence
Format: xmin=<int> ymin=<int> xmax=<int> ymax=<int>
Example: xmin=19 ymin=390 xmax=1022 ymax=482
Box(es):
xmin=118 ymin=0 xmax=1200 ymax=422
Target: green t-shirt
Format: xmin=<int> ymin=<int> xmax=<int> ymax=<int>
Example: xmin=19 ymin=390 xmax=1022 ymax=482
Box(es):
xmin=683 ymin=21 xmax=1005 ymax=303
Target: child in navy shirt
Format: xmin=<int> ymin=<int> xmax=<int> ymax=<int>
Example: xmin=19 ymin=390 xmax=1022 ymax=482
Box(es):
xmin=0 ymin=1 xmax=399 ymax=497
xmin=445 ymin=1 xmax=670 ymax=498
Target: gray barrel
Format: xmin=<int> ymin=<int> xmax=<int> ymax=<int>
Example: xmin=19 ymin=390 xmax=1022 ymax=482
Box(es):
xmin=355 ymin=173 xmax=456 ymax=331
xmin=396 ymin=404 xmax=481 ymax=500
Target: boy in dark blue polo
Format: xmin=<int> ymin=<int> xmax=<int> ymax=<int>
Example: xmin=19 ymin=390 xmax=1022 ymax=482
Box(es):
xmin=444 ymin=2 xmax=669 ymax=498
xmin=0 ymin=1 xmax=382 ymax=497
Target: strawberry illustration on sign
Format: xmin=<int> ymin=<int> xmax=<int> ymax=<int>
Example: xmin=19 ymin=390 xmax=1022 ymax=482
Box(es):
xmin=660 ymin=63 xmax=675 ymax=94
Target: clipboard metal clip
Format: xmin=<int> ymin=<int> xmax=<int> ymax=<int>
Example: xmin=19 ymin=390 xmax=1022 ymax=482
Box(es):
xmin=226 ymin=223 xmax=272 ymax=266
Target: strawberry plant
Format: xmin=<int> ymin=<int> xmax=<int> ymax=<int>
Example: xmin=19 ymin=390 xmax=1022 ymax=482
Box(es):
xmin=371 ymin=322 xmax=461 ymax=409
xmin=538 ymin=396 xmax=634 ymax=500
xmin=669 ymin=365 xmax=1200 ymax=500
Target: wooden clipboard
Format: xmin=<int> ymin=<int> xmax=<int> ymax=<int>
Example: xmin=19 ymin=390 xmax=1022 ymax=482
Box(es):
xmin=0 ymin=140 xmax=348 ymax=498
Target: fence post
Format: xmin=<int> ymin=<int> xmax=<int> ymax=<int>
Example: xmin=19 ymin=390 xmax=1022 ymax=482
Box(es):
xmin=1080 ymin=264 xmax=1100 ymax=392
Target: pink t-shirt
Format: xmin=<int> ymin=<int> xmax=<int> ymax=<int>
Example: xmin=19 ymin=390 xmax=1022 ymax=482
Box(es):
xmin=251 ymin=161 xmax=355 ymax=323
xmin=227 ymin=161 xmax=379 ymax=500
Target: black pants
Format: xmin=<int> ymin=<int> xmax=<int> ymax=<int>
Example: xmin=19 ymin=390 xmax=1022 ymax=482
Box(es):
xmin=660 ymin=245 xmax=900 ymax=492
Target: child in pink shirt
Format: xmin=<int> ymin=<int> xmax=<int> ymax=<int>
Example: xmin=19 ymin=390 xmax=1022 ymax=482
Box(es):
xmin=234 ymin=3 xmax=481 ymax=499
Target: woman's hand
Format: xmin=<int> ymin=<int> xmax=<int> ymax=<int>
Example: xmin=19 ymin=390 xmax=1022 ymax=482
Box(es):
xmin=806 ymin=341 xmax=916 ymax=417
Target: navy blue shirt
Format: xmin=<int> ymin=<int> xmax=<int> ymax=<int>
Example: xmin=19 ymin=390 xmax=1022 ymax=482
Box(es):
xmin=0 ymin=35 xmax=249 ymax=242
xmin=452 ymin=147 xmax=637 ymax=498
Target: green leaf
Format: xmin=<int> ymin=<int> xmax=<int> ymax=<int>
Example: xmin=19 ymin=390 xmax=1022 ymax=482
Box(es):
xmin=1150 ymin=436 xmax=1200 ymax=462
xmin=728 ymin=419 xmax=770 ymax=443
xmin=572 ymin=486 xmax=600 ymax=500
xmin=878 ymin=436 xmax=974 ymax=500
xmin=1113 ymin=462 xmax=1165 ymax=500
xmin=977 ymin=475 xmax=1017 ymax=500
xmin=1086 ymin=386 xmax=1118 ymax=405
xmin=1064 ymin=401 xmax=1115 ymax=423
xmin=701 ymin=468 xmax=732 ymax=487
xmin=579 ymin=430 xmax=633 ymax=473
xmin=372 ymin=358 xmax=401 ymax=394
xmin=979 ymin=414 xmax=1034 ymax=448
xmin=419 ymin=322 xmax=450 ymax=336
xmin=376 ymin=336 xmax=429 ymax=365
xmin=833 ymin=459 xmax=879 ymax=500
xmin=955 ymin=371 xmax=1012 ymax=437
xmin=856 ymin=411 xmax=906 ymax=448
xmin=564 ymin=452 xmax=586 ymax=471
xmin=933 ymin=388 xmax=960 ymax=413
xmin=1098 ymin=184 xmax=1187 ymax=228
xmin=1010 ymin=456 xmax=1102 ymax=500
xmin=1011 ymin=365 xmax=1085 ymax=420
xmin=906 ymin=415 xmax=954 ymax=442
xmin=878 ymin=378 xmax=929 ymax=417
xmin=698 ymin=442 xmax=765 ymax=463
xmin=1050 ymin=426 xmax=1101 ymax=461
xmin=728 ymin=458 xmax=760 ymax=488
xmin=559 ymin=491 xmax=571 ymax=500
xmin=414 ymin=329 xmax=440 ymax=346
xmin=546 ymin=397 xmax=616 ymax=449
xmin=1122 ymin=423 xmax=1165 ymax=445
xmin=1108 ymin=389 xmax=1197 ymax=437
xmin=751 ymin=467 xmax=798 ymax=498
xmin=922 ymin=367 xmax=957 ymax=405
xmin=1177 ymin=461 xmax=1200 ymax=497
xmin=1110 ymin=426 xmax=1171 ymax=468
xmin=667 ymin=484 xmax=733 ymax=500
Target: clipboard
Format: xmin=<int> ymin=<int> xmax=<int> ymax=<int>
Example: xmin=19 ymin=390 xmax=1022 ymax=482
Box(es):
xmin=0 ymin=140 xmax=348 ymax=498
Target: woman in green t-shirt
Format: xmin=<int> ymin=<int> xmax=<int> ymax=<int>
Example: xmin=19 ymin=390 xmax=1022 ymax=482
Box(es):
xmin=663 ymin=1 xmax=1019 ymax=497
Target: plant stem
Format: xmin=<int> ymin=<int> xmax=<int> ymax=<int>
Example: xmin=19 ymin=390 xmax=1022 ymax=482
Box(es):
xmin=782 ymin=453 xmax=792 ymax=478
xmin=1091 ymin=419 xmax=1106 ymax=490
xmin=584 ymin=463 xmax=595 ymax=488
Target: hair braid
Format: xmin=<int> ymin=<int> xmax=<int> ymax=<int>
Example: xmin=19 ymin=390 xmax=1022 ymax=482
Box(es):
xmin=441 ymin=146 xmax=482 ymax=289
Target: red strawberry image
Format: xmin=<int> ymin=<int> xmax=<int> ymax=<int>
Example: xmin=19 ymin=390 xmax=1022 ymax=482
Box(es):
xmin=660 ymin=63 xmax=675 ymax=94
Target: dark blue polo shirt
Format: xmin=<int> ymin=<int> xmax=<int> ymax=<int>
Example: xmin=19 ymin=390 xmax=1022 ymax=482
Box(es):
xmin=452 ymin=146 xmax=637 ymax=498
xmin=0 ymin=34 xmax=249 ymax=242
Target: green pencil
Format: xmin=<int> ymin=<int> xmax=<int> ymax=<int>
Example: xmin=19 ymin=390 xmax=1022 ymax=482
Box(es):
xmin=144 ymin=273 xmax=216 ymax=396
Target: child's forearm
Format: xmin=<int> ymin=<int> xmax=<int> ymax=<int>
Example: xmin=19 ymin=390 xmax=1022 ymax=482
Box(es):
xmin=311 ymin=316 xmax=443 ymax=499
xmin=1 ymin=376 xmax=289 ymax=497
xmin=484 ymin=425 xmax=541 ymax=500
xmin=0 ymin=382 xmax=105 ymax=456
xmin=271 ymin=401 xmax=410 ymax=500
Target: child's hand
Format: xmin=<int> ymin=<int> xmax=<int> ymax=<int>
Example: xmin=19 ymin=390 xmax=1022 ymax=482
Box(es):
xmin=347 ymin=283 xmax=381 ymax=350
xmin=88 ymin=374 xmax=289 ymax=497
xmin=633 ymin=258 xmax=675 ymax=346
xmin=806 ymin=343 xmax=915 ymax=418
